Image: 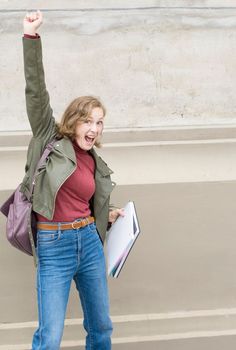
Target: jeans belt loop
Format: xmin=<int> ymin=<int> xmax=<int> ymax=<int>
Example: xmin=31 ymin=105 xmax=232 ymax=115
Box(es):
xmin=85 ymin=217 xmax=89 ymax=227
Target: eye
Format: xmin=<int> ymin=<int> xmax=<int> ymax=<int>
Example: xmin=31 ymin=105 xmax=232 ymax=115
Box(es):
xmin=97 ymin=120 xmax=104 ymax=126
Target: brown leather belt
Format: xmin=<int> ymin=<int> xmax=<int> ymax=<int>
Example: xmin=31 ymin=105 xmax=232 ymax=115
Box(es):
xmin=37 ymin=216 xmax=94 ymax=231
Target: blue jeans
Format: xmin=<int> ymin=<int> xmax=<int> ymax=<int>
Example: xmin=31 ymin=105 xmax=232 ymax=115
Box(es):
xmin=32 ymin=221 xmax=112 ymax=350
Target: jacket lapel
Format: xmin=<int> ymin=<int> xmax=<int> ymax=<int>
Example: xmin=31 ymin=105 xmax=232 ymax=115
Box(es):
xmin=53 ymin=138 xmax=76 ymax=164
xmin=89 ymin=148 xmax=113 ymax=177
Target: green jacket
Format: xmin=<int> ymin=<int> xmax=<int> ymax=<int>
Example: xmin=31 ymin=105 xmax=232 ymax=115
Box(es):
xmin=20 ymin=38 xmax=115 ymax=256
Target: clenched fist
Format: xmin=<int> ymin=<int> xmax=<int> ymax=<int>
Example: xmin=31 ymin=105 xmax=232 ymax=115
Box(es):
xmin=23 ymin=10 xmax=43 ymax=36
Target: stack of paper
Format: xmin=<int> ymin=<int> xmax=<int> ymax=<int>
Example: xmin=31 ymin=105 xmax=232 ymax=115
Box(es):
xmin=106 ymin=201 xmax=140 ymax=278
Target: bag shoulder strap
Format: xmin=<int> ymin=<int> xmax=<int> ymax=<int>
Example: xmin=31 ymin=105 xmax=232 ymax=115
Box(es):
xmin=29 ymin=140 xmax=56 ymax=197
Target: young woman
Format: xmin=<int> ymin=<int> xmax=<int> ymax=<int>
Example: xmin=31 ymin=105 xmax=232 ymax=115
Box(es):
xmin=22 ymin=10 xmax=123 ymax=350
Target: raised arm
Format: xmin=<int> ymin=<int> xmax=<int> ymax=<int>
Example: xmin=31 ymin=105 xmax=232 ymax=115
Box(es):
xmin=23 ymin=11 xmax=56 ymax=140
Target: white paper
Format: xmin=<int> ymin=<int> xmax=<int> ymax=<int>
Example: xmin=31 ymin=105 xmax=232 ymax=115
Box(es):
xmin=106 ymin=201 xmax=140 ymax=277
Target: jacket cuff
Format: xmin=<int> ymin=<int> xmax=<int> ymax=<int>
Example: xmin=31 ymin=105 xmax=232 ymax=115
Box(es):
xmin=24 ymin=33 xmax=40 ymax=39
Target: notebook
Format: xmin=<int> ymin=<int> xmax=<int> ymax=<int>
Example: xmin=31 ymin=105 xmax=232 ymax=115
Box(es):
xmin=106 ymin=201 xmax=140 ymax=278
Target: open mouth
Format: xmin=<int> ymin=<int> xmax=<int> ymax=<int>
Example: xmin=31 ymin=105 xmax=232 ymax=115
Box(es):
xmin=85 ymin=136 xmax=95 ymax=144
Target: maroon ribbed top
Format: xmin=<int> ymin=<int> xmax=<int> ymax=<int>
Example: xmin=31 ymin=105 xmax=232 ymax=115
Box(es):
xmin=37 ymin=142 xmax=95 ymax=222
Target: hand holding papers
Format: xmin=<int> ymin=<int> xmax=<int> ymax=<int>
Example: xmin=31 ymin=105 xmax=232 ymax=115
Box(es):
xmin=106 ymin=201 xmax=140 ymax=278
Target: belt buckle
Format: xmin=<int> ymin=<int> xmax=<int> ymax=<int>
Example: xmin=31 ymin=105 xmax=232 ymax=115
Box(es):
xmin=71 ymin=217 xmax=90 ymax=230
xmin=71 ymin=221 xmax=77 ymax=229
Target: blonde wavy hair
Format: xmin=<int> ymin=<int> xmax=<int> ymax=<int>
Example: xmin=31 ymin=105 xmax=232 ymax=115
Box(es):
xmin=56 ymin=96 xmax=106 ymax=148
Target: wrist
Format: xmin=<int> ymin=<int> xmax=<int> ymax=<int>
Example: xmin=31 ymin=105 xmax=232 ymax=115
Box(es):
xmin=23 ymin=29 xmax=37 ymax=36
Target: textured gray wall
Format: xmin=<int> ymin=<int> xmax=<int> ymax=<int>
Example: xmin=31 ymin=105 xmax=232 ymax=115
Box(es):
xmin=1 ymin=1 xmax=236 ymax=131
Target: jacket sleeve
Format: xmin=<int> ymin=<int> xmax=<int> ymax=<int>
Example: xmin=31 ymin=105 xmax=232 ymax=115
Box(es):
xmin=23 ymin=37 xmax=56 ymax=140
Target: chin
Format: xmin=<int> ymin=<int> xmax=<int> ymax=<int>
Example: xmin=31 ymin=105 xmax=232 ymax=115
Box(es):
xmin=84 ymin=143 xmax=94 ymax=150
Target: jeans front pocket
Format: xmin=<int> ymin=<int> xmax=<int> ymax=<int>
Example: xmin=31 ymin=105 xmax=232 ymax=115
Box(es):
xmin=88 ymin=222 xmax=98 ymax=234
xmin=37 ymin=230 xmax=60 ymax=246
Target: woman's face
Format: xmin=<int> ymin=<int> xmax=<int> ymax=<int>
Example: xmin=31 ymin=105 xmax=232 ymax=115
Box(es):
xmin=75 ymin=107 xmax=104 ymax=150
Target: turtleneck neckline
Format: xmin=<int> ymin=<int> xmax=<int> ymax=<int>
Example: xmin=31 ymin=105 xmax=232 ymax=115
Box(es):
xmin=72 ymin=140 xmax=88 ymax=154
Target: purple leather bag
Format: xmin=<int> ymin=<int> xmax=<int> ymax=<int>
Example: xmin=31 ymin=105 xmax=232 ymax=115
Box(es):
xmin=1 ymin=185 xmax=36 ymax=255
xmin=0 ymin=141 xmax=55 ymax=256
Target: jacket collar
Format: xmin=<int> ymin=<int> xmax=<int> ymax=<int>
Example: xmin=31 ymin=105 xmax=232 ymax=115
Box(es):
xmin=55 ymin=138 xmax=113 ymax=176
xmin=89 ymin=148 xmax=113 ymax=177
xmin=54 ymin=138 xmax=76 ymax=163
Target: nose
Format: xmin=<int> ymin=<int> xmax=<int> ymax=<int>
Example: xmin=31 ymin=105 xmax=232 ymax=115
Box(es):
xmin=90 ymin=122 xmax=98 ymax=133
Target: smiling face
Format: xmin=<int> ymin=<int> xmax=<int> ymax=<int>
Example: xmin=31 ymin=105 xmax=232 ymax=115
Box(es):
xmin=75 ymin=107 xmax=104 ymax=150
xmin=57 ymin=96 xmax=106 ymax=148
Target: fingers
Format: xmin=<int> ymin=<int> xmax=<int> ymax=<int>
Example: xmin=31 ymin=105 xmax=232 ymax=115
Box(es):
xmin=109 ymin=208 xmax=125 ymax=224
xmin=37 ymin=10 xmax=43 ymax=22
xmin=117 ymin=208 xmax=125 ymax=217
xmin=24 ymin=10 xmax=42 ymax=24
xmin=23 ymin=10 xmax=43 ymax=35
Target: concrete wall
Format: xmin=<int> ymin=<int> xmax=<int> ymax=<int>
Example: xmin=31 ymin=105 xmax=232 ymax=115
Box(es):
xmin=2 ymin=2 xmax=236 ymax=348
xmin=2 ymin=126 xmax=236 ymax=191
xmin=1 ymin=0 xmax=236 ymax=131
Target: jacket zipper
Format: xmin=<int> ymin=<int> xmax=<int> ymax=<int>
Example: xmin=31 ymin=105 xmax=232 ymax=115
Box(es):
xmin=50 ymin=146 xmax=77 ymax=219
xmin=32 ymin=156 xmax=76 ymax=267
xmin=50 ymin=165 xmax=76 ymax=220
